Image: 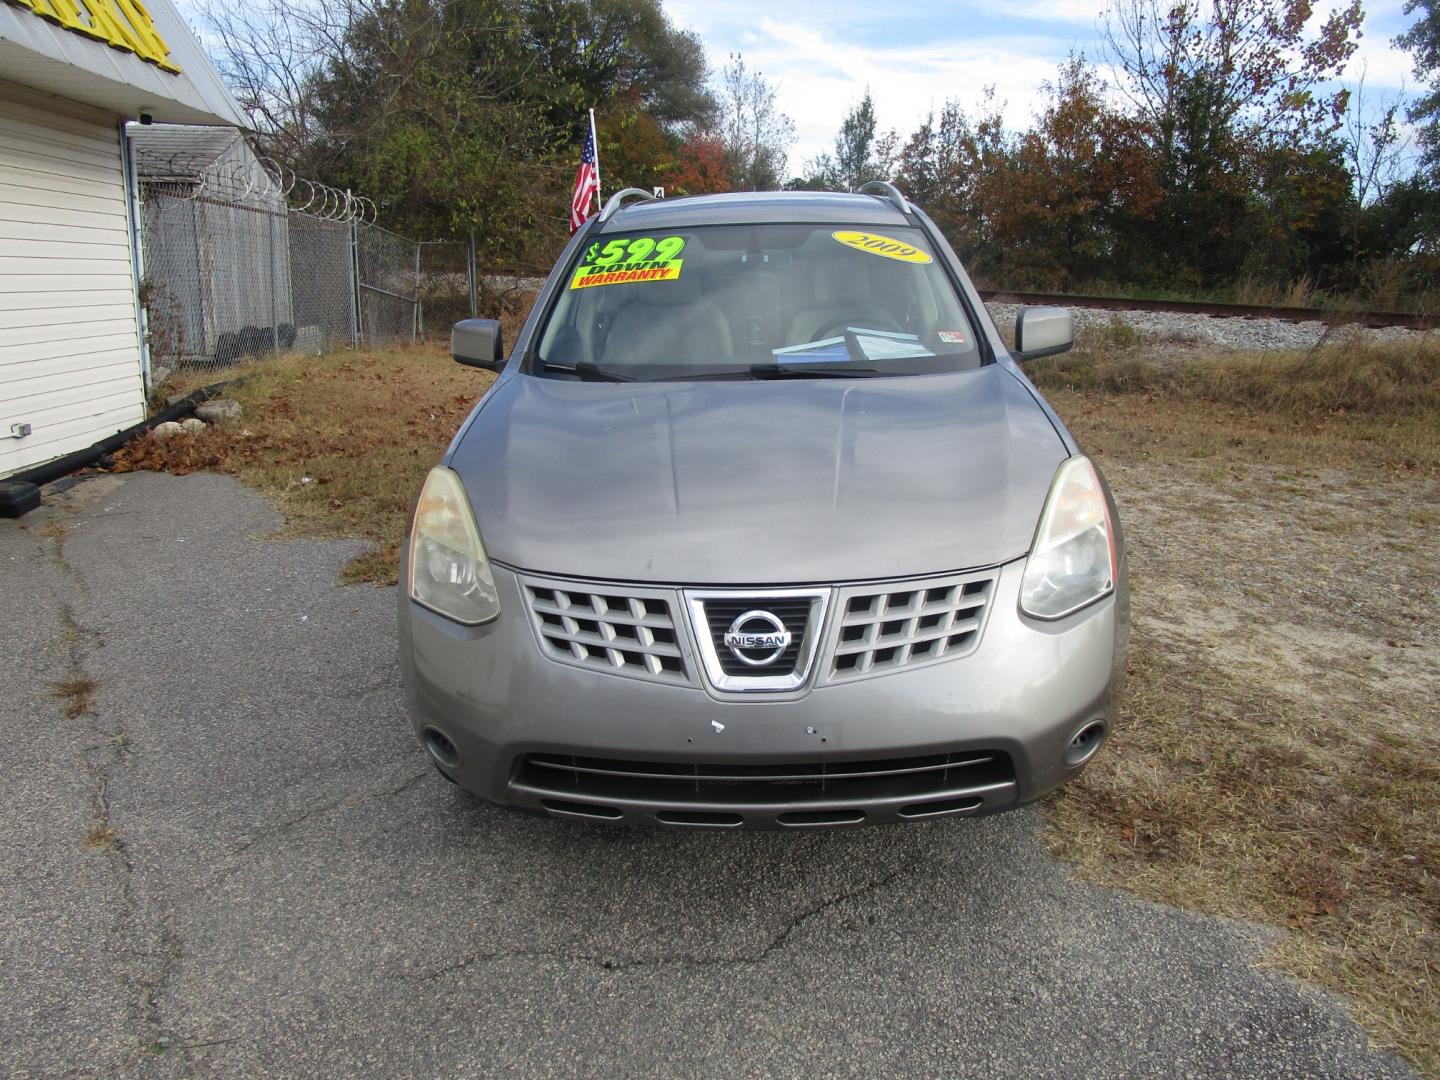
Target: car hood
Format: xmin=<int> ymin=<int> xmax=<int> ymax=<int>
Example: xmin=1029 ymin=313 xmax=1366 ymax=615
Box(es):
xmin=451 ymin=366 xmax=1068 ymax=585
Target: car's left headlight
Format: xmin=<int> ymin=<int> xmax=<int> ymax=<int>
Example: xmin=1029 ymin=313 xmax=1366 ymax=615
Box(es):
xmin=1019 ymin=455 xmax=1116 ymax=620
xmin=406 ymin=466 xmax=500 ymax=624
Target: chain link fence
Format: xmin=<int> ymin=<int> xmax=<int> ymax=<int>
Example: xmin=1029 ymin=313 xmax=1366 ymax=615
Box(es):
xmin=418 ymin=239 xmax=475 ymax=338
xmin=138 ymin=165 xmax=481 ymax=373
xmin=140 ymin=192 xmax=289 ymax=370
xmin=288 ymin=212 xmax=356 ymax=357
xmin=352 ymin=222 xmax=417 ymax=347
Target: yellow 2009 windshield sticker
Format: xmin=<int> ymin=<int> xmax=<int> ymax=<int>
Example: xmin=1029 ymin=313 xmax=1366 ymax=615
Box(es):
xmin=571 ymin=235 xmax=686 ymax=289
xmin=832 ymin=231 xmax=933 ymax=264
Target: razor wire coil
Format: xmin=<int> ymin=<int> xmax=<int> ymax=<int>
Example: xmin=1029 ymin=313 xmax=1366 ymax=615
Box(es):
xmin=139 ymin=155 xmax=453 ymax=373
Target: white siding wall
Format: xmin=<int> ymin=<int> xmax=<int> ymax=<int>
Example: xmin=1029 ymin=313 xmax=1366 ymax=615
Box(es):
xmin=0 ymin=90 xmax=145 ymax=478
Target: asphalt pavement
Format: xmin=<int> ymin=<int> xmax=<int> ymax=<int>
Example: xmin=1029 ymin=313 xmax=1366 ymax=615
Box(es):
xmin=0 ymin=470 xmax=1417 ymax=1079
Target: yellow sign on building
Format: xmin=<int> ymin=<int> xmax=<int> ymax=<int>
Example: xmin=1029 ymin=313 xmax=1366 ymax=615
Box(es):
xmin=6 ymin=0 xmax=181 ymax=73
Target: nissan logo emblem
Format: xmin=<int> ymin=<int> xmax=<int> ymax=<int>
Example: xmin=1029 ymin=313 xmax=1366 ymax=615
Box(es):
xmin=723 ymin=610 xmax=792 ymax=666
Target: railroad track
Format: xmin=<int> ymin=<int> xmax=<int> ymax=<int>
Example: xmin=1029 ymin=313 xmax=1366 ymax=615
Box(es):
xmin=976 ymin=290 xmax=1436 ymax=331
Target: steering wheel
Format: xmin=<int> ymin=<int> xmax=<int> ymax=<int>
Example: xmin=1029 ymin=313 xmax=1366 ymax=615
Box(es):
xmin=812 ymin=312 xmax=904 ymax=339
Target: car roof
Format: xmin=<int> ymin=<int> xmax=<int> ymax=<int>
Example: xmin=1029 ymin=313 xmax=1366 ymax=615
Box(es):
xmin=597 ymin=190 xmax=912 ymax=232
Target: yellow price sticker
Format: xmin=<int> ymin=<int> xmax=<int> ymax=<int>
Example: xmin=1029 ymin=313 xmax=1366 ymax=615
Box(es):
xmin=571 ymin=263 xmax=682 ymax=289
xmin=831 ymin=231 xmax=933 ymax=264
xmin=571 ymin=235 xmax=686 ymax=290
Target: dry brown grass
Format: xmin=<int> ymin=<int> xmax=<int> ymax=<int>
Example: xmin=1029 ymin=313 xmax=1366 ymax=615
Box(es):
xmin=1030 ymin=333 xmax=1440 ymax=476
xmin=115 ymin=344 xmax=496 ymax=584
xmin=116 ymin=332 xmax=1439 ymax=1071
xmin=52 ymin=676 xmax=97 ymax=719
xmin=1038 ymin=339 xmax=1440 ymax=1076
xmin=1031 ymin=332 xmax=1440 ymax=423
xmin=84 ymin=823 xmax=120 ymax=851
xmin=1231 ymin=274 xmax=1321 ymax=309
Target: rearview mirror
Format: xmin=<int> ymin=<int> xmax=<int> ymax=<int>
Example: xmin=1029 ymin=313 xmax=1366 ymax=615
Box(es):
xmin=1014 ymin=307 xmax=1073 ymax=361
xmin=452 ymin=319 xmax=504 ymax=372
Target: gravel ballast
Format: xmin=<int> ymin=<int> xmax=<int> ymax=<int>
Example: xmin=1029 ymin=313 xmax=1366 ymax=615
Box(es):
xmin=485 ymin=276 xmax=1432 ymax=352
xmin=984 ymin=301 xmax=1435 ymax=351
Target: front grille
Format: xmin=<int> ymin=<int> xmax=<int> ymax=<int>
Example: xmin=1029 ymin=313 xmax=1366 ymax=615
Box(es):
xmin=519 ymin=569 xmax=998 ymax=693
xmin=701 ymin=598 xmax=813 ymax=676
xmin=518 ymin=748 xmax=1015 ymax=806
xmin=828 ymin=572 xmax=996 ymax=682
xmin=523 ymin=582 xmax=690 ymax=685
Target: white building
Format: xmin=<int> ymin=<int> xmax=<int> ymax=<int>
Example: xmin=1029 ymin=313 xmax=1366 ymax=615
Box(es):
xmin=1 ymin=0 xmax=245 ymax=479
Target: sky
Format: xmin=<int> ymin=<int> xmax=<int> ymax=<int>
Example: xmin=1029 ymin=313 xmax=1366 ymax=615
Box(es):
xmin=663 ymin=0 xmax=1424 ymax=176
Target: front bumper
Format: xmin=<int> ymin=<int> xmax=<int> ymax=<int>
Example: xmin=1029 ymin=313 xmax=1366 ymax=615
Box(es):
xmin=398 ymin=560 xmax=1124 ymax=829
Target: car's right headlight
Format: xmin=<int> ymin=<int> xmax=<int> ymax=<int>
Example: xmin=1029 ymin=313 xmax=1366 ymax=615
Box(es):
xmin=406 ymin=466 xmax=500 ymax=624
xmin=1019 ymin=455 xmax=1116 ymax=620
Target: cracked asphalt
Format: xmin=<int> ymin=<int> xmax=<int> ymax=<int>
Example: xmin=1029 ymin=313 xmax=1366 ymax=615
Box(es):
xmin=0 ymin=470 xmax=1417 ymax=1079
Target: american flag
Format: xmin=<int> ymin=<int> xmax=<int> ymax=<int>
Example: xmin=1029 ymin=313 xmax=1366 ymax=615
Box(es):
xmin=569 ymin=125 xmax=600 ymax=234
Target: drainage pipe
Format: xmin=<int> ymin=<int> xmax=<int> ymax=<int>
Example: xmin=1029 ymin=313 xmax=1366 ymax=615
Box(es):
xmin=0 ymin=381 xmax=236 ymax=517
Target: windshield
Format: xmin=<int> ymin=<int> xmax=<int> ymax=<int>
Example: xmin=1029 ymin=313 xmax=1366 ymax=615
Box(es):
xmin=533 ymin=223 xmax=983 ymax=381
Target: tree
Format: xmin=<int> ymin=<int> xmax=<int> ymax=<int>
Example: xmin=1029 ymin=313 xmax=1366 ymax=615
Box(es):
xmin=833 ymin=90 xmax=879 ymax=190
xmin=1394 ymin=0 xmax=1440 ymax=271
xmin=896 ymin=99 xmax=981 ymax=212
xmin=982 ymin=57 xmax=1158 ymax=288
xmin=1343 ymin=71 xmax=1410 ymax=212
xmin=1102 ymin=0 xmax=1363 ymax=282
xmin=1366 ymin=175 xmax=1440 ymax=261
xmin=1398 ymin=0 xmax=1440 ymax=176
xmin=803 ymin=90 xmax=884 ymax=191
xmin=891 ymin=91 xmax=1010 ymax=277
xmin=668 ymin=131 xmax=732 ymax=195
xmin=196 ymin=0 xmax=715 ymax=262
xmin=873 ymin=127 xmax=902 ymax=181
xmin=716 ymin=54 xmax=795 ymax=190
xmin=895 ymin=114 xmax=941 ymax=203
xmin=516 ymin=0 xmax=714 ymax=134
xmin=596 ymin=92 xmax=676 ymax=193
xmin=299 ymin=0 xmax=559 ymax=257
xmin=1104 ymin=0 xmax=1362 ymax=152
xmin=1336 ymin=68 xmax=1414 ymax=274
xmin=196 ymin=0 xmax=388 ymax=177
xmin=1243 ymin=140 xmax=1352 ymax=287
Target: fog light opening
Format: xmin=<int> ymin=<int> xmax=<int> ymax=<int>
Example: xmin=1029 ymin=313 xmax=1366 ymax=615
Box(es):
xmin=423 ymin=727 xmax=461 ymax=769
xmin=1065 ymin=720 xmax=1107 ymax=767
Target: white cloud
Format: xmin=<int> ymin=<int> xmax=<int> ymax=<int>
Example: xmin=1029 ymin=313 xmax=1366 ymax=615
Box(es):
xmin=1343 ymin=39 xmax=1417 ymax=89
xmin=680 ymin=11 xmax=1073 ymax=174
xmin=666 ymin=0 xmax=1424 ymax=178
xmin=775 ymin=21 xmax=1063 ymax=164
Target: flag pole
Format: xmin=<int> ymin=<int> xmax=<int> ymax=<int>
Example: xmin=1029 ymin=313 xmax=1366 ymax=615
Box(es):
xmin=589 ymin=107 xmax=602 ymax=203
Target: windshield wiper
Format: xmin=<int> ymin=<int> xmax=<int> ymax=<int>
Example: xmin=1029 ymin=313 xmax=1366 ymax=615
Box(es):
xmin=749 ymin=363 xmax=882 ymax=379
xmin=539 ymin=360 xmax=636 ymax=382
xmin=651 ymin=362 xmax=885 ymax=382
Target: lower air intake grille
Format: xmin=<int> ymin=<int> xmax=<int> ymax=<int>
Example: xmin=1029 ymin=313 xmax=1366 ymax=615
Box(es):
xmin=523 ymin=581 xmax=690 ymax=685
xmin=828 ymin=571 xmax=996 ymax=682
xmin=518 ymin=749 xmax=1015 ymax=805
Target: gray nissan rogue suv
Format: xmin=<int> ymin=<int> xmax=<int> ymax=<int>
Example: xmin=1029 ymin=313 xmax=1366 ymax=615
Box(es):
xmin=398 ymin=183 xmax=1128 ymax=829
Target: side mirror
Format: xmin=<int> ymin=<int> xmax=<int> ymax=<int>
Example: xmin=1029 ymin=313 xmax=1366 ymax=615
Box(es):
xmin=452 ymin=319 xmax=504 ymax=372
xmin=1014 ymin=306 xmax=1073 ymax=361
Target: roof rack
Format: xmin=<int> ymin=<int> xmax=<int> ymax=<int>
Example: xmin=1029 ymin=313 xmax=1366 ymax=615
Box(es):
xmin=599 ymin=187 xmax=660 ymax=222
xmin=854 ymin=180 xmax=911 ymax=215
